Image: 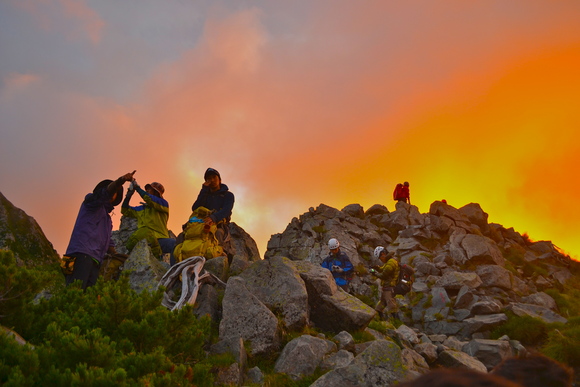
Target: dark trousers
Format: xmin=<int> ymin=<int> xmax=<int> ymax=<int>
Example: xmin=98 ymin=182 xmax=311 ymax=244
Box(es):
xmin=65 ymin=253 xmax=100 ymax=289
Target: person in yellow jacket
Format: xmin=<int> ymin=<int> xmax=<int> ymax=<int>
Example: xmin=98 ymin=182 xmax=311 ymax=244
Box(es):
xmin=370 ymin=246 xmax=401 ymax=320
xmin=122 ymin=180 xmax=175 ymax=261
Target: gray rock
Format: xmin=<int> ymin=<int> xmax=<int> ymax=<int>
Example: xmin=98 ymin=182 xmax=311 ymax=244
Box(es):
xmin=342 ymin=203 xmax=365 ymax=219
xmin=436 ymin=349 xmax=487 ymax=372
xmin=401 ymin=348 xmax=430 ymax=375
xmin=215 ymin=363 xmax=242 ymax=386
xmin=475 ymin=265 xmax=512 ymax=290
xmin=506 ymin=302 xmax=567 ymax=324
xmin=123 ymin=240 xmax=168 ymax=293
xmin=458 ymin=203 xmax=490 ymax=234
xmin=333 ymin=331 xmax=356 ymax=352
xmin=462 ymin=338 xmax=513 ymax=371
xmin=310 ymin=340 xmax=409 ymax=387
xmin=414 ymin=342 xmax=438 ymax=364
xmin=454 ymin=286 xmax=476 ymax=309
xmin=470 ymin=300 xmax=502 ymax=315
xmin=461 ymin=234 xmax=505 ymax=266
xmin=228 ymin=221 xmax=261 ymax=264
xmin=293 ymin=261 xmax=376 ymax=333
xmin=203 ymin=255 xmax=229 ymax=281
xmin=415 ymin=261 xmax=440 ymax=276
xmin=320 ymin=349 xmax=355 ymax=371
xmin=240 ymin=256 xmax=309 ymax=331
xmin=219 ymin=277 xmax=281 ymax=356
xmin=210 ymin=336 xmax=247 ymax=373
xmin=552 ymin=270 xmax=573 ymax=286
xmin=246 ymin=366 xmax=264 ymax=385
xmin=365 ymin=204 xmax=390 ymax=217
xmin=192 ymin=283 xmax=220 ymax=322
xmin=442 ymin=336 xmax=468 ymax=351
xmin=460 ymin=314 xmax=508 ymax=337
xmin=436 ymin=271 xmax=482 ymax=290
xmin=274 ymin=335 xmax=337 ymax=381
xmin=396 ymin=325 xmax=421 ymax=347
xmin=0 ymin=191 xmax=60 ymax=266
xmin=522 ymin=292 xmax=558 ymax=311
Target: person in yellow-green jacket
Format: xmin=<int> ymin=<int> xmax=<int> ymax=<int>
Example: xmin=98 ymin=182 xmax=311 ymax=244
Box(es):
xmin=370 ymin=246 xmax=400 ymax=320
xmin=122 ymin=180 xmax=175 ymax=262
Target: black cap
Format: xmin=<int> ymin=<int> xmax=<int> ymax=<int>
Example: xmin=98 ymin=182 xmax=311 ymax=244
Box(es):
xmin=93 ymin=179 xmax=123 ymax=206
xmin=204 ymin=168 xmax=221 ymax=181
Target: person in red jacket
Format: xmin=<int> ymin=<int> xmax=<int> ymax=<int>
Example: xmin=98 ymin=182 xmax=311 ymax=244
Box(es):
xmin=393 ymin=181 xmax=411 ymax=204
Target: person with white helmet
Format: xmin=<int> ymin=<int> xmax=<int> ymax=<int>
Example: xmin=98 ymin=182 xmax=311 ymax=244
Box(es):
xmin=370 ymin=246 xmax=400 ymax=320
xmin=321 ymin=238 xmax=354 ymax=291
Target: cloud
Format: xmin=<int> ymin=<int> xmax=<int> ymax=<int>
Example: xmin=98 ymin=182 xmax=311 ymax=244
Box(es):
xmin=2 ymin=1 xmax=580 ymax=261
xmin=10 ymin=0 xmax=104 ymax=44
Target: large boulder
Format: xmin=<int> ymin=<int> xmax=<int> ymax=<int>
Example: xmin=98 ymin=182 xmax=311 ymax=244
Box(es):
xmin=460 ymin=234 xmax=505 ymax=266
xmin=475 ymin=265 xmax=512 ymax=290
xmin=274 ymin=335 xmax=337 ymax=380
xmin=462 ymin=338 xmax=513 ymax=371
xmin=293 ymin=261 xmax=376 ymax=333
xmin=0 ymin=191 xmax=59 ymax=266
xmin=219 ymin=277 xmax=281 ymax=356
xmin=239 ymin=256 xmax=309 ymax=331
xmin=506 ymin=303 xmax=567 ymax=324
xmin=123 ymin=239 xmax=168 ymax=293
xmin=436 ymin=349 xmax=487 ymax=372
xmin=310 ymin=340 xmax=409 ymax=387
xmin=228 ymin=222 xmax=261 ymax=275
xmin=435 ymin=271 xmax=483 ymax=290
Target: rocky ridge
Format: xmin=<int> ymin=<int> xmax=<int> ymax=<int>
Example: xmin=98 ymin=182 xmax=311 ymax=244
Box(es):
xmin=0 ymin=190 xmax=577 ymax=385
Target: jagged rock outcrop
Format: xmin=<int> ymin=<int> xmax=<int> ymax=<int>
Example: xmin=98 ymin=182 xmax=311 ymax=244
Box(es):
xmin=2 ymin=193 xmax=577 ymax=386
xmin=264 ymin=201 xmax=572 ymax=340
xmin=0 ymin=191 xmax=59 ymax=266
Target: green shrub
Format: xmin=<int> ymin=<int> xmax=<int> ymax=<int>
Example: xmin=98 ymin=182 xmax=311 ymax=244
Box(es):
xmin=541 ymin=317 xmax=580 ymax=367
xmin=0 ymin=260 xmax=214 ymax=386
xmin=491 ymin=312 xmax=549 ymax=345
xmin=351 ymin=329 xmax=375 ymax=343
xmin=0 ymin=250 xmax=54 ymax=328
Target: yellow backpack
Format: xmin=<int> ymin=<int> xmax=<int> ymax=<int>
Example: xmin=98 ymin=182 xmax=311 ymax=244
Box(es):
xmin=174 ymin=207 xmax=224 ymax=262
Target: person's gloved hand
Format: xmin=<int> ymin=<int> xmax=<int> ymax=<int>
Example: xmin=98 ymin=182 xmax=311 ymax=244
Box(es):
xmin=332 ymin=265 xmax=344 ymax=273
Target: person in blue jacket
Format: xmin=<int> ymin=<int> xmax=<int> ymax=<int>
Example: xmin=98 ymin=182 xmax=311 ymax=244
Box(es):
xmin=190 ymin=168 xmax=235 ymax=254
xmin=321 ymin=238 xmax=354 ymax=291
xmin=64 ymin=170 xmax=135 ymax=289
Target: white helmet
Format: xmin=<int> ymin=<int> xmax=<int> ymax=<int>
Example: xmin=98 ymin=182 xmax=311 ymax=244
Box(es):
xmin=328 ymin=238 xmax=340 ymax=250
xmin=373 ymin=246 xmax=385 ymax=259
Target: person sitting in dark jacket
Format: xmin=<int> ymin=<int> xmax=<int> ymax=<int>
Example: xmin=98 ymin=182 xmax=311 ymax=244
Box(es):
xmin=190 ymin=167 xmax=235 ymax=251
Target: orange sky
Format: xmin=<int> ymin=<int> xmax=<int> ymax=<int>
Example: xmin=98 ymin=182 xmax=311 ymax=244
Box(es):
xmin=1 ymin=1 xmax=579 ymax=260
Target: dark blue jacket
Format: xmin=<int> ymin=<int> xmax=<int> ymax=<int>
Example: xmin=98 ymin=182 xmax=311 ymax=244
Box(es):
xmin=191 ymin=183 xmax=235 ymax=224
xmin=321 ymin=251 xmax=354 ymax=287
xmin=65 ymin=187 xmax=116 ymax=263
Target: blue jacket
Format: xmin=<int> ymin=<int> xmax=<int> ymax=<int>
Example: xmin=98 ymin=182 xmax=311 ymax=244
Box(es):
xmin=191 ymin=183 xmax=235 ymax=224
xmin=65 ymin=187 xmax=116 ymax=263
xmin=321 ymin=251 xmax=354 ymax=287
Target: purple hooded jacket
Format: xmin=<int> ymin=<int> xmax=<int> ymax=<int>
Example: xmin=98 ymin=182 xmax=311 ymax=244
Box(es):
xmin=65 ymin=187 xmax=116 ymax=264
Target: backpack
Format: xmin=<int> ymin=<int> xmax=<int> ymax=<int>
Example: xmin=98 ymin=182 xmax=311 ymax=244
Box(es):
xmin=393 ymin=183 xmax=404 ymax=201
xmin=394 ymin=263 xmax=415 ymax=295
xmin=173 ymin=206 xmax=224 ymax=262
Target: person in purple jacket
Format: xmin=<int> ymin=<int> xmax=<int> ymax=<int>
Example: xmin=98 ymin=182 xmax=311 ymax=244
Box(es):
xmin=64 ymin=170 xmax=135 ymax=289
